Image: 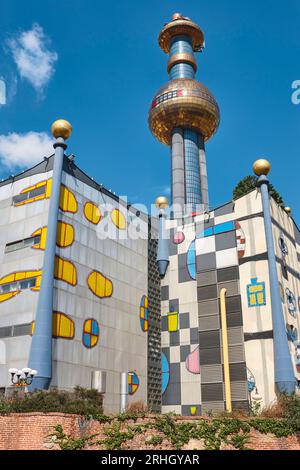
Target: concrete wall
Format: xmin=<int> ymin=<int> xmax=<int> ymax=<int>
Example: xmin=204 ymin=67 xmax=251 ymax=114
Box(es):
xmin=0 ymin=165 xmax=149 ymax=413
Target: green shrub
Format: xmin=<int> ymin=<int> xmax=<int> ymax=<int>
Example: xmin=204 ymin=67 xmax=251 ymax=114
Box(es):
xmin=0 ymin=386 xmax=103 ymax=417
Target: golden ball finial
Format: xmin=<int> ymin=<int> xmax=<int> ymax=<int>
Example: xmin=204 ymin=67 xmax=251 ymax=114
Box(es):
xmin=284 ymin=207 xmax=292 ymax=215
xmin=51 ymin=119 xmax=73 ymax=140
xmin=253 ymin=159 xmax=271 ymax=176
xmin=155 ymin=196 xmax=169 ymax=209
xmin=172 ymin=12 xmax=182 ymax=20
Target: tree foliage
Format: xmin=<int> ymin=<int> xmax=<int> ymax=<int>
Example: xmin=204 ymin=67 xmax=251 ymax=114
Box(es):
xmin=233 ymin=175 xmax=284 ymax=206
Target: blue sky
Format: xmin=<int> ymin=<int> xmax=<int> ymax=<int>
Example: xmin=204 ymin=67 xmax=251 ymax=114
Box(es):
xmin=0 ymin=0 xmax=299 ymax=221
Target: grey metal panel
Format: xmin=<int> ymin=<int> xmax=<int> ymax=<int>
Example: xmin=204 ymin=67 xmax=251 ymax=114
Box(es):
xmin=201 ymin=364 xmax=223 ymax=384
xmin=198 ymin=315 xmax=220 ymax=331
xmin=196 ymin=252 xmax=216 ymax=272
xmin=225 ymin=296 xmax=242 ymax=313
xmin=228 ymin=345 xmax=245 ymax=363
xmin=227 ymin=327 xmax=244 ymax=345
xmin=230 ymin=381 xmax=248 ymax=401
xmin=198 ymin=299 xmax=219 ymax=316
xmin=232 ymin=401 xmax=249 ymax=412
xmin=199 ymin=347 xmax=221 ymax=365
xmin=13 ymin=324 xmax=31 ymax=337
xmin=229 ymin=362 xmax=247 ymax=381
xmin=215 ymin=231 xmax=237 ymax=251
xmin=217 ymin=266 xmax=239 ymax=283
xmin=214 ymin=202 xmax=234 ymax=217
xmin=161 ymin=285 xmax=169 ymax=301
xmin=162 ymin=380 xmax=181 ymax=406
xmin=199 ymin=330 xmax=220 ymax=349
xmin=180 ymin=345 xmax=190 ymax=362
xmin=190 ymin=328 xmax=199 ymax=344
xmin=179 ymin=312 xmax=190 ymax=329
xmin=169 ymin=299 xmax=179 ymax=311
xmin=196 ymin=270 xmax=217 ymax=287
xmin=161 ymin=316 xmax=168 ymax=332
xmin=170 ymin=331 xmax=180 ymax=346
xmin=226 ymin=312 xmax=243 ymax=328
xmin=0 ymin=326 xmax=12 ymax=338
xmin=217 ymin=281 xmax=239 ymax=298
xmin=197 ymin=284 xmax=218 ymax=301
xmin=202 ymin=401 xmax=225 ymax=413
xmin=201 ymin=383 xmax=224 ymax=401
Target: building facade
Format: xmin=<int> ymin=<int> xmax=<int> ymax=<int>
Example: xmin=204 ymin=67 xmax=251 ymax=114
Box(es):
xmin=0 ymin=13 xmax=298 ymax=417
xmin=149 ymin=14 xmax=300 ymax=415
xmin=159 ymin=191 xmax=300 ymax=415
xmin=0 ymin=155 xmax=159 ymax=413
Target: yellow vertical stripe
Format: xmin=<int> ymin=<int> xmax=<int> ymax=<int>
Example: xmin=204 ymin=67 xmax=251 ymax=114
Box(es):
xmin=220 ymin=288 xmax=232 ymax=413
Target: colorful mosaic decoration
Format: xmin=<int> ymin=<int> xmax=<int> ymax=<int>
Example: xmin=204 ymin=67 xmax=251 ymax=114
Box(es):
xmin=196 ymin=220 xmax=235 ymax=239
xmin=279 ymin=233 xmax=288 ymax=257
xmin=139 ymin=295 xmax=149 ymax=332
xmin=167 ymin=311 xmax=178 ymax=332
xmin=247 ymin=368 xmax=256 ymax=393
xmin=161 ymin=352 xmax=170 ymax=394
xmin=87 ymin=271 xmax=113 ymax=298
xmin=286 ymin=288 xmax=297 ymax=317
xmin=0 ymin=270 xmax=42 ymax=303
xmin=14 ymin=179 xmax=78 ymax=214
xmin=84 ymin=202 xmax=101 ymax=225
xmin=31 ymin=312 xmax=75 ymax=340
xmin=14 ymin=179 xmax=52 ymax=206
xmin=82 ymin=319 xmax=99 ymax=348
xmin=295 ymin=342 xmax=300 ymax=374
xmin=236 ymin=221 xmax=246 ymax=258
xmin=247 ymin=278 xmax=266 ymax=307
xmin=287 ymin=324 xmax=298 ymax=343
xmin=111 ymin=208 xmax=126 ymax=230
xmin=185 ymin=346 xmax=200 ymax=374
xmin=31 ymin=222 xmax=74 ymax=250
xmin=59 ymin=184 xmax=78 ymax=213
xmin=128 ymin=371 xmax=139 ymax=395
xmin=54 ymin=256 xmax=77 ymax=286
xmin=173 ymin=231 xmax=185 ymax=245
xmin=187 ymin=240 xmax=196 ymax=280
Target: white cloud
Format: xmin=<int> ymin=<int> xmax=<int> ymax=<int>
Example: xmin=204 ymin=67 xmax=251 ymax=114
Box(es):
xmin=0 ymin=79 xmax=6 ymax=105
xmin=0 ymin=131 xmax=53 ymax=169
xmin=7 ymin=23 xmax=58 ymax=94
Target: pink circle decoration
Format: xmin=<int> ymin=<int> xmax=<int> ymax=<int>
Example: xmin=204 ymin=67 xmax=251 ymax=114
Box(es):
xmin=173 ymin=231 xmax=185 ymax=245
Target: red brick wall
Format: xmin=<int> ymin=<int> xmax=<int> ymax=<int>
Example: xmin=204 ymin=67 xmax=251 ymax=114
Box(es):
xmin=0 ymin=413 xmax=299 ymax=450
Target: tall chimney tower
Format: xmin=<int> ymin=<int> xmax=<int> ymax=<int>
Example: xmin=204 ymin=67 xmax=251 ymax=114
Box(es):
xmin=148 ymin=13 xmax=220 ymax=216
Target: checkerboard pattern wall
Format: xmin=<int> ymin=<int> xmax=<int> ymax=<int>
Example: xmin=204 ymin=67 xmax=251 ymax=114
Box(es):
xmin=161 ymin=207 xmax=249 ymax=415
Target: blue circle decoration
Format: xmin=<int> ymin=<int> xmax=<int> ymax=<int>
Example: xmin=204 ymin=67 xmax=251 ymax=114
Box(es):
xmin=82 ymin=319 xmax=99 ymax=348
xmin=187 ymin=240 xmax=196 ymax=280
xmin=286 ymin=288 xmax=297 ymax=317
xmin=162 ymin=352 xmax=170 ymax=394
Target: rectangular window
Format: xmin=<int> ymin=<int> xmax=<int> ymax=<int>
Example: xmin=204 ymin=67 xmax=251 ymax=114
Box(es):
xmin=0 ymin=277 xmax=37 ymax=294
xmin=5 ymin=234 xmax=41 ymax=253
xmin=12 ymin=185 xmax=46 ymax=205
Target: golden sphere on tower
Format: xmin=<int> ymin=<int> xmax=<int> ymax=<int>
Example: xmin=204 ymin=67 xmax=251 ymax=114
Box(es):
xmin=284 ymin=207 xmax=292 ymax=215
xmin=149 ymin=78 xmax=220 ymax=146
xmin=253 ymin=159 xmax=271 ymax=176
xmin=51 ymin=119 xmax=73 ymax=140
xmin=155 ymin=196 xmax=169 ymax=209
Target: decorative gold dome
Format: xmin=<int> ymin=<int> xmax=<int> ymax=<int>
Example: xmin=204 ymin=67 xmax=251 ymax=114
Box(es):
xmin=148 ymin=78 xmax=220 ymax=145
xmin=253 ymin=159 xmax=271 ymax=176
xmin=159 ymin=15 xmax=204 ymax=53
xmin=51 ymin=119 xmax=73 ymax=140
xmin=155 ymin=196 xmax=169 ymax=209
xmin=284 ymin=207 xmax=292 ymax=215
